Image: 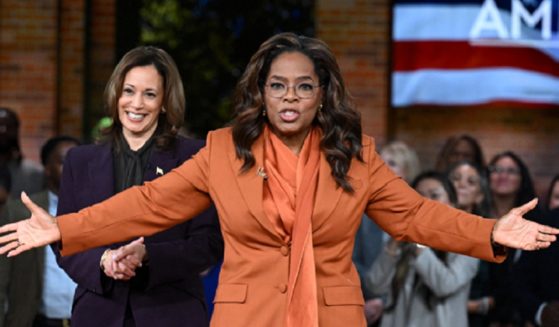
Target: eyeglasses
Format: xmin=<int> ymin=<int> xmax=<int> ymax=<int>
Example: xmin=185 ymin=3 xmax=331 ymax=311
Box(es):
xmin=264 ymin=82 xmax=321 ymax=99
xmin=488 ymin=166 xmax=520 ymax=176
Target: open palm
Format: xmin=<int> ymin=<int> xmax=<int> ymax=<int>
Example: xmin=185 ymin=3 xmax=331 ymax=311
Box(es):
xmin=0 ymin=192 xmax=61 ymax=256
xmin=493 ymin=199 xmax=558 ymax=250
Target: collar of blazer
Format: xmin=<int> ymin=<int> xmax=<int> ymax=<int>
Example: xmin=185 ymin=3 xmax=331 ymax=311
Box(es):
xmin=226 ymin=130 xmax=347 ymax=240
xmin=87 ymin=142 xmax=182 ymax=203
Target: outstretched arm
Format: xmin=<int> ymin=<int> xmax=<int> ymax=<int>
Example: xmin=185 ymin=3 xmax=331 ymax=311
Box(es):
xmin=0 ymin=137 xmax=214 ymax=258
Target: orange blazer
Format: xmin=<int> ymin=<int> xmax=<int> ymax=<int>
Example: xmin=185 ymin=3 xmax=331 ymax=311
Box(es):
xmin=58 ymin=127 xmax=502 ymax=327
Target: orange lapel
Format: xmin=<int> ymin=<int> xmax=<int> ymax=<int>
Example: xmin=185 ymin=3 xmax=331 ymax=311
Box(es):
xmin=227 ymin=133 xmax=280 ymax=239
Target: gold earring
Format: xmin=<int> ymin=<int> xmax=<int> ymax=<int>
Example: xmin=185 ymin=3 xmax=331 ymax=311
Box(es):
xmin=319 ymin=104 xmax=323 ymax=112
xmin=161 ymin=107 xmax=167 ymax=113
xmin=262 ymin=109 xmax=266 ymax=117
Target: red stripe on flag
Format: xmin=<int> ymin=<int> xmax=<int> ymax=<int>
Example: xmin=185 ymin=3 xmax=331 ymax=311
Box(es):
xmin=394 ymin=41 xmax=559 ymax=78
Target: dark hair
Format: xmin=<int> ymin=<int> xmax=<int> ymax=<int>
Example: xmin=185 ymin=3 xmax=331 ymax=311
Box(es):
xmin=40 ymin=136 xmax=81 ymax=166
xmin=231 ymin=32 xmax=362 ymax=192
xmin=547 ymin=174 xmax=559 ymax=211
xmin=488 ymin=151 xmax=536 ymax=208
xmin=435 ymin=134 xmax=485 ymax=172
xmin=0 ymin=107 xmax=20 ymax=129
xmin=447 ymin=160 xmax=493 ymax=217
xmin=0 ymin=165 xmax=11 ymax=193
xmin=103 ymin=46 xmax=185 ymax=150
xmin=385 ymin=171 xmax=454 ymax=312
xmin=411 ymin=171 xmax=458 ymax=207
xmin=0 ymin=107 xmax=21 ymax=160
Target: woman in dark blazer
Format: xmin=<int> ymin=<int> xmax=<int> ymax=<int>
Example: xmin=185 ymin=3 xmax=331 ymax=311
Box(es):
xmin=56 ymin=46 xmax=223 ymax=327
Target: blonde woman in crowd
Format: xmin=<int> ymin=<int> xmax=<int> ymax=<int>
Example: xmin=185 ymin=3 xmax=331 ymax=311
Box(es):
xmin=380 ymin=141 xmax=421 ymax=184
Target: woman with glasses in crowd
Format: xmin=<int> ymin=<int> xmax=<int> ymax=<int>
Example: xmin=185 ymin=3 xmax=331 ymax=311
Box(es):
xmin=487 ymin=151 xmax=542 ymax=327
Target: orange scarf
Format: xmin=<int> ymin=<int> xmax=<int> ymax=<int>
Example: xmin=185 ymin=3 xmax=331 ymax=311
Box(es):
xmin=263 ymin=126 xmax=321 ymax=327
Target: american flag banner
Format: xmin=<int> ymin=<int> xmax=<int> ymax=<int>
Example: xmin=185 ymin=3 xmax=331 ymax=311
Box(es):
xmin=392 ymin=0 xmax=559 ymax=108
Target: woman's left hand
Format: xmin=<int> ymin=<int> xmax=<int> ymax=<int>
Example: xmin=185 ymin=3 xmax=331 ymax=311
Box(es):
xmin=110 ymin=237 xmax=146 ymax=280
xmin=492 ymin=199 xmax=559 ymax=250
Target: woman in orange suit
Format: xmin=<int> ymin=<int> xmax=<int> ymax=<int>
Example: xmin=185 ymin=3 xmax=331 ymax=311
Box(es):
xmin=0 ymin=33 xmax=557 ymax=327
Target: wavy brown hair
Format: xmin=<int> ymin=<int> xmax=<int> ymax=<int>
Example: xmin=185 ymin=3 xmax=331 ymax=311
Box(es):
xmin=103 ymin=46 xmax=185 ymax=150
xmin=231 ymin=33 xmax=362 ymax=192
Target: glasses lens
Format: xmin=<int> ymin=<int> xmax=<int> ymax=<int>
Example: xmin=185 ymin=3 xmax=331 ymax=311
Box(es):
xmin=267 ymin=83 xmax=286 ymax=98
xmin=296 ymin=83 xmax=315 ymax=99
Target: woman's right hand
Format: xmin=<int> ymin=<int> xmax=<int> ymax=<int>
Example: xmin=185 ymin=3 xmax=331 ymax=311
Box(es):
xmin=0 ymin=192 xmax=61 ymax=257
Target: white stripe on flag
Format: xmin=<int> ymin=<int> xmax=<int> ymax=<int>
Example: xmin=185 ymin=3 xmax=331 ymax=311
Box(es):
xmin=393 ymin=67 xmax=559 ymax=106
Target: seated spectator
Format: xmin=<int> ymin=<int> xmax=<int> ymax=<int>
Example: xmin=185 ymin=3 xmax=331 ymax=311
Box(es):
xmin=367 ymin=171 xmax=478 ymax=327
xmin=435 ymin=134 xmax=485 ymax=173
xmin=0 ymin=135 xmax=80 ymax=326
xmin=0 ymin=107 xmax=44 ymax=197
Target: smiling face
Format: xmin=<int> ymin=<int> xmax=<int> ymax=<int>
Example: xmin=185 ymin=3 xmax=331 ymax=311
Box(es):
xmin=263 ymin=51 xmax=323 ymax=152
xmin=489 ymin=156 xmax=521 ymax=197
xmin=118 ymin=65 xmax=164 ymax=149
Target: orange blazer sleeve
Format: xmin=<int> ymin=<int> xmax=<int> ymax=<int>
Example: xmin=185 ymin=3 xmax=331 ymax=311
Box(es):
xmin=57 ymin=134 xmax=214 ymax=256
xmin=361 ymin=136 xmax=504 ymax=263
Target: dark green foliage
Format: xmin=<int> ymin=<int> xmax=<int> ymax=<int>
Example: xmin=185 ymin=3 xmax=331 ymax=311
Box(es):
xmin=139 ymin=0 xmax=315 ymax=137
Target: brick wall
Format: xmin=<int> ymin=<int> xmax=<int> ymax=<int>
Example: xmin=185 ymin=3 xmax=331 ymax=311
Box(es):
xmin=316 ymin=0 xmax=559 ymax=199
xmin=0 ymin=0 xmax=115 ymax=163
xmin=0 ymin=0 xmax=58 ymax=163
xmin=316 ymin=0 xmax=390 ymax=146
xmin=58 ymin=0 xmax=86 ymax=137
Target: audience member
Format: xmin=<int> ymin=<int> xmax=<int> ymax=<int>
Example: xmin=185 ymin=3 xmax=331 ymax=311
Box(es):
xmin=0 ymin=108 xmax=44 ymax=197
xmin=447 ymin=161 xmax=495 ymax=327
xmin=353 ymin=140 xmax=421 ymax=326
xmin=380 ymin=141 xmax=421 ymax=184
xmin=0 ymin=166 xmax=11 ymax=212
xmin=435 ymin=134 xmax=485 ymax=173
xmin=488 ymin=151 xmax=539 ymax=220
xmin=488 ymin=151 xmax=541 ymax=327
xmin=367 ymin=171 xmax=478 ymax=327
xmin=512 ymin=207 xmax=559 ymax=327
xmin=0 ymin=136 xmax=80 ymax=327
xmin=55 ymin=46 xmax=223 ymax=327
xmin=546 ymin=174 xmax=559 ymax=212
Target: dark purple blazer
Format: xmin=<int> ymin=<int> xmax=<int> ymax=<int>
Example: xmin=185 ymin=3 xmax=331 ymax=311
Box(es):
xmin=56 ymin=136 xmax=223 ymax=327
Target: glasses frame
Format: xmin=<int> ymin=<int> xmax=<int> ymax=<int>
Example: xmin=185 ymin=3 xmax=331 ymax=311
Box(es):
xmin=264 ymin=82 xmax=322 ymax=99
xmin=488 ymin=165 xmax=520 ymax=176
